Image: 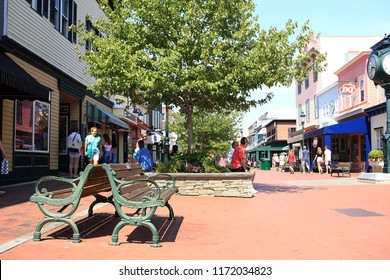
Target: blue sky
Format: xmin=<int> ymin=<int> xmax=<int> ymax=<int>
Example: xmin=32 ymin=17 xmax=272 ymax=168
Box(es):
xmin=242 ymin=0 xmax=389 ymax=131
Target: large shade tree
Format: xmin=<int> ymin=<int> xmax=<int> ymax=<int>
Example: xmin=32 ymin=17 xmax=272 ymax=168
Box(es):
xmin=74 ymin=0 xmax=325 ymax=152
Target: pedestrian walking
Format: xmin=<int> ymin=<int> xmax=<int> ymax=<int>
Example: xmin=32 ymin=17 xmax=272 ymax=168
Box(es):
xmin=301 ymin=145 xmax=310 ymax=173
xmin=102 ymin=133 xmax=112 ymax=164
xmin=313 ymin=146 xmax=324 ymax=174
xmin=67 ymin=128 xmax=82 ymax=178
xmin=287 ymin=149 xmax=296 ymax=174
xmin=85 ymin=127 xmax=102 ymax=165
xmin=279 ymin=153 xmax=286 ymax=172
xmin=324 ymin=145 xmax=332 ymax=174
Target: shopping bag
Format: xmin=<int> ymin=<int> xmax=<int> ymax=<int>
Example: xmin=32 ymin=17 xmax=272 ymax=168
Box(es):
xmin=1 ymin=159 xmax=9 ymax=175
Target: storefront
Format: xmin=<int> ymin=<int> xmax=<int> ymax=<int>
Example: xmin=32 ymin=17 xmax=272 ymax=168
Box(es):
xmin=1 ymin=52 xmax=54 ymax=185
xmin=304 ymin=117 xmax=369 ymax=172
xmin=247 ymin=142 xmax=289 ymax=166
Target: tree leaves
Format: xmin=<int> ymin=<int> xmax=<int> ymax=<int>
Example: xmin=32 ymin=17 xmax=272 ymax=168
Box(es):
xmin=74 ymin=0 xmax=326 ymax=151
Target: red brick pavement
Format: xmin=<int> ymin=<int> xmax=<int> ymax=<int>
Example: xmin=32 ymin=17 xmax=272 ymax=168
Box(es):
xmin=0 ymin=169 xmax=390 ymax=260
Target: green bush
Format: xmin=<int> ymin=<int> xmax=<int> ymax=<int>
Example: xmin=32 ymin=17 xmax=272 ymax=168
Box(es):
xmin=368 ymin=150 xmax=383 ymax=160
xmin=154 ymin=152 xmax=231 ymax=173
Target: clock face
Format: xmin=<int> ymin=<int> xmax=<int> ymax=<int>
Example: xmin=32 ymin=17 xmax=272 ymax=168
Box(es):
xmin=367 ymin=55 xmax=378 ymax=80
xmin=382 ymin=53 xmax=390 ymax=75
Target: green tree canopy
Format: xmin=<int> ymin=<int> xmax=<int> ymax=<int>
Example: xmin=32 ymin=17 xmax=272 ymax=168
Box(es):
xmin=171 ymin=108 xmax=242 ymax=155
xmin=74 ymin=0 xmax=326 ymax=152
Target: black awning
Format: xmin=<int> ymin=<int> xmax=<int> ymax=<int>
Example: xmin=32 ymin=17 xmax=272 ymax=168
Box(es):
xmin=0 ymin=52 xmax=50 ymax=101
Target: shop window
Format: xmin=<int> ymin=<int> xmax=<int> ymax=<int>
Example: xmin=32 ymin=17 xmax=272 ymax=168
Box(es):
xmin=15 ymin=100 xmax=50 ymax=152
xmin=375 ymin=127 xmax=384 ymax=150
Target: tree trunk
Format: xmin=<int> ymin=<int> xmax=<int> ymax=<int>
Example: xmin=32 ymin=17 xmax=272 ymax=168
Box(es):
xmin=185 ymin=106 xmax=195 ymax=153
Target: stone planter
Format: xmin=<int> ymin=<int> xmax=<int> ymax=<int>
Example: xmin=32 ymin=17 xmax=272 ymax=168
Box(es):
xmin=153 ymin=172 xmax=254 ymax=198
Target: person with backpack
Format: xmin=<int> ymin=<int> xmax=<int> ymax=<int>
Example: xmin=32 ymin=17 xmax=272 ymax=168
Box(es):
xmin=67 ymin=128 xmax=82 ymax=178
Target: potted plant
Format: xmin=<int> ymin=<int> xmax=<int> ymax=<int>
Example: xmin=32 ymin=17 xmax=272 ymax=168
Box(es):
xmin=368 ymin=150 xmax=384 ymax=172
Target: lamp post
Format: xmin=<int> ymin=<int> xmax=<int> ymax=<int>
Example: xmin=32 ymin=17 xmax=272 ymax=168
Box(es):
xmin=164 ymin=104 xmax=170 ymax=162
xmin=367 ymin=35 xmax=390 ymax=173
xmin=300 ymin=111 xmax=306 ymax=172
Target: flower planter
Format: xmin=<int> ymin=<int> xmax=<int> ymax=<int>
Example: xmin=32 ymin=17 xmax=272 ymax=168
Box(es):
xmin=369 ymin=161 xmax=384 ymax=173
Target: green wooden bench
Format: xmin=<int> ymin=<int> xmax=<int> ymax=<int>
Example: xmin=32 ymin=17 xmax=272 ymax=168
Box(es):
xmin=102 ymin=163 xmax=177 ymax=247
xmin=30 ymin=163 xmax=116 ymax=243
xmin=330 ymin=162 xmax=352 ymax=177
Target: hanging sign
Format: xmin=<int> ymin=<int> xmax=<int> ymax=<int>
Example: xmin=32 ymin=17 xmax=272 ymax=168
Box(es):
xmin=338 ymin=83 xmax=356 ymax=96
xmin=312 ymin=137 xmax=318 ymax=148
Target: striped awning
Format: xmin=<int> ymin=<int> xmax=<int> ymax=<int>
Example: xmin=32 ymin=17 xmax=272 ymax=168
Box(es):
xmin=0 ymin=52 xmax=51 ymax=101
xmin=87 ymin=102 xmax=129 ymax=129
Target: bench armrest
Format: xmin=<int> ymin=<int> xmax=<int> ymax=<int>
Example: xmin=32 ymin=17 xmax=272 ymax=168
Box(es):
xmin=30 ymin=164 xmax=94 ymax=206
xmin=115 ymin=178 xmax=167 ymax=208
xmin=30 ymin=176 xmax=79 ymax=205
xmin=146 ymin=173 xmax=176 ymax=189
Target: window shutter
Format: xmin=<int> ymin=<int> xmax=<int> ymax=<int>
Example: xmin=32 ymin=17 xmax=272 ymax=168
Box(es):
xmin=43 ymin=0 xmax=49 ymax=18
xmin=37 ymin=0 xmax=42 ymax=15
xmin=73 ymin=3 xmax=78 ymax=43
xmin=49 ymin=0 xmax=55 ymax=25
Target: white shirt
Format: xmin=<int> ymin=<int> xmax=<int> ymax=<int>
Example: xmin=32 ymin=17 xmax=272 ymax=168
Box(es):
xmin=324 ymin=149 xmax=331 ymax=161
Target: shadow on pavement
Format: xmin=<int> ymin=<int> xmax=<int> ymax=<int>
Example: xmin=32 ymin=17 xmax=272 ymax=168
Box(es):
xmin=0 ymin=183 xmax=35 ymax=209
xmin=253 ymin=183 xmax=322 ymax=194
xmin=46 ymin=213 xmax=184 ymax=245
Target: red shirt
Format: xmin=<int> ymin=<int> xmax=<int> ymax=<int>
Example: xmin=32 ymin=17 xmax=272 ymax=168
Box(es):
xmin=288 ymin=152 xmax=296 ymax=164
xmin=231 ymin=146 xmax=245 ymax=169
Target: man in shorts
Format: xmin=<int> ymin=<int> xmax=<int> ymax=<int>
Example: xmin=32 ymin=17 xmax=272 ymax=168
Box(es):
xmin=324 ymin=145 xmax=332 ymax=174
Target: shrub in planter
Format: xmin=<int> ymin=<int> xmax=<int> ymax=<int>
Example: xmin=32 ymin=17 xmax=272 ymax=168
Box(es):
xmin=368 ymin=150 xmax=384 ymax=161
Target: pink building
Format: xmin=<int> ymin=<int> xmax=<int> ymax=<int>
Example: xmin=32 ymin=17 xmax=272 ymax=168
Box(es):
xmin=292 ymin=33 xmax=384 ymax=172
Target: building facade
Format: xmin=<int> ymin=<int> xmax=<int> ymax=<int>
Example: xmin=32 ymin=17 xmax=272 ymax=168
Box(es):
xmin=292 ymin=33 xmax=384 ymax=171
xmin=0 ymin=0 xmax=133 ymax=185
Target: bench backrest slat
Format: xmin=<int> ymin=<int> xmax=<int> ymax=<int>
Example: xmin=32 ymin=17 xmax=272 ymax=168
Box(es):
xmin=79 ymin=165 xmax=111 ymax=198
xmin=121 ymin=185 xmax=153 ymax=201
xmin=119 ymin=182 xmax=150 ymax=196
xmin=338 ymin=162 xmax=352 ymax=168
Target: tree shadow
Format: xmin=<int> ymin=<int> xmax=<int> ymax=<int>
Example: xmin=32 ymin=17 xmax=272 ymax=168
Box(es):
xmin=253 ymin=183 xmax=321 ymax=194
xmin=47 ymin=212 xmax=183 ymax=245
xmin=0 ymin=183 xmax=36 ymax=209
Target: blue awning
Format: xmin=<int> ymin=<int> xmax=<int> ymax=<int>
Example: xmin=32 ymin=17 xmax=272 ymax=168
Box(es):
xmin=305 ymin=117 xmax=367 ymax=139
xmin=324 ymin=117 xmax=367 ymax=134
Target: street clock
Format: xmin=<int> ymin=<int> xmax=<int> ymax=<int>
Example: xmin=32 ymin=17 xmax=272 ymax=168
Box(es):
xmin=382 ymin=53 xmax=390 ymax=75
xmin=367 ymin=54 xmax=379 ymax=80
xmin=367 ymin=36 xmax=390 ymax=86
xmin=368 ymin=34 xmax=390 ymax=174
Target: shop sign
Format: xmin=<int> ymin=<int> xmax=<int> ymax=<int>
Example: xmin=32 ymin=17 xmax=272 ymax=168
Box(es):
xmin=338 ymin=83 xmax=356 ymax=96
xmin=312 ymin=137 xmax=318 ymax=148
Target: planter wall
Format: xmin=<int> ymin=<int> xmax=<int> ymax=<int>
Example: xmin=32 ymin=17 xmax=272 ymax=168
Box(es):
xmin=154 ymin=172 xmax=254 ymax=198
